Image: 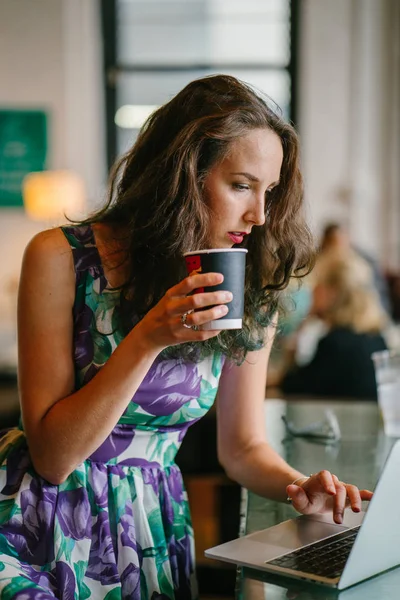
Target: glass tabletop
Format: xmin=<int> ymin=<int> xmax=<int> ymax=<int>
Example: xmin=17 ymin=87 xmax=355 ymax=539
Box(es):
xmin=236 ymin=399 xmax=400 ymax=599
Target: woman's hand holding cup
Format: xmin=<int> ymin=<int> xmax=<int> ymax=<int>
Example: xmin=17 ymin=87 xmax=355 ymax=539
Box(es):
xmin=135 ymin=272 xmax=232 ymax=352
xmin=184 ymin=249 xmax=247 ymax=330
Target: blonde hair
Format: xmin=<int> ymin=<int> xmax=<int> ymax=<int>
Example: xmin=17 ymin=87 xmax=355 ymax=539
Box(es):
xmin=315 ymin=252 xmax=387 ymax=333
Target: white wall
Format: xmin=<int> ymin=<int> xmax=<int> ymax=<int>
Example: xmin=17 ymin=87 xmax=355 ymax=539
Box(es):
xmin=298 ymin=0 xmax=400 ymax=268
xmin=0 ymin=0 xmax=106 ymax=367
xmin=298 ymin=0 xmax=352 ymax=233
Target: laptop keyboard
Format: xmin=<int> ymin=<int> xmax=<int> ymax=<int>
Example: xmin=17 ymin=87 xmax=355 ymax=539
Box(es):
xmin=266 ymin=526 xmax=361 ymax=579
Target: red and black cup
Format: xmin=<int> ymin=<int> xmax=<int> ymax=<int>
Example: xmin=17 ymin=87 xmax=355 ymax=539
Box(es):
xmin=183 ymin=248 xmax=248 ymax=330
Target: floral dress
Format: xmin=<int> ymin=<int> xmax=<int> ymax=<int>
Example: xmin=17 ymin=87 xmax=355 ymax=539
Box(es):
xmin=0 ymin=225 xmax=225 ymax=600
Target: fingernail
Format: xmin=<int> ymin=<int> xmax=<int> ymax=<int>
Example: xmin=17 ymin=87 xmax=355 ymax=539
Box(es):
xmin=335 ymin=514 xmax=343 ymax=524
xmin=218 ymin=305 xmax=229 ymax=316
xmin=224 ymin=292 xmax=233 ymax=301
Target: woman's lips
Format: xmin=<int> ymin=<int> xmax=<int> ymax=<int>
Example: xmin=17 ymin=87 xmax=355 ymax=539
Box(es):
xmin=227 ymin=232 xmax=246 ymax=244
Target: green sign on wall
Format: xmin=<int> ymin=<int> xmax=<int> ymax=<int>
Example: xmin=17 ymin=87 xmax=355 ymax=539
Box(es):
xmin=0 ymin=109 xmax=48 ymax=207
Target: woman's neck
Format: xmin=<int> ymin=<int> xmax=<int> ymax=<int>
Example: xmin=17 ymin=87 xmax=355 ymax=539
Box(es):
xmin=91 ymin=222 xmax=130 ymax=288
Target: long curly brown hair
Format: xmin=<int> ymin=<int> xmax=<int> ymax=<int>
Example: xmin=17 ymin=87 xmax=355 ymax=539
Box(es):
xmin=83 ymin=74 xmax=315 ymax=362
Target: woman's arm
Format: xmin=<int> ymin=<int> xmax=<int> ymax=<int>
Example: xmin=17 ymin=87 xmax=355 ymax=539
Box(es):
xmin=19 ymin=228 xmax=232 ymax=485
xmin=19 ymin=229 xmax=162 ymax=484
xmin=216 ymin=322 xmax=304 ymax=501
xmin=216 ymin=322 xmax=373 ymax=523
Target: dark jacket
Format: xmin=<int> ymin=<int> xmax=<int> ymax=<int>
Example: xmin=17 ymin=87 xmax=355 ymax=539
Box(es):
xmin=281 ymin=327 xmax=387 ymax=400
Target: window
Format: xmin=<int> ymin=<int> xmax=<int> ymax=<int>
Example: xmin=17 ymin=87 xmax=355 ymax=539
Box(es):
xmin=102 ymin=0 xmax=297 ymax=167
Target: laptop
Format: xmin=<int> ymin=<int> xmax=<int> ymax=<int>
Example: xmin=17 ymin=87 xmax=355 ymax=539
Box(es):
xmin=205 ymin=439 xmax=400 ymax=590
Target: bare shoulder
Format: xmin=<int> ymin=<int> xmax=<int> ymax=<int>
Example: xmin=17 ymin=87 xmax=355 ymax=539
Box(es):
xmin=23 ymin=227 xmax=72 ymax=265
xmin=20 ymin=227 xmax=75 ymax=305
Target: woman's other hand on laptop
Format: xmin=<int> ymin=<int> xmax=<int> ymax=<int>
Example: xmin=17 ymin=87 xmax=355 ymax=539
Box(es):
xmin=286 ymin=471 xmax=373 ymax=525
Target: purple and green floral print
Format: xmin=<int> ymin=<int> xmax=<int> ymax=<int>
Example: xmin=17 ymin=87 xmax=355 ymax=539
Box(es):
xmin=0 ymin=225 xmax=224 ymax=599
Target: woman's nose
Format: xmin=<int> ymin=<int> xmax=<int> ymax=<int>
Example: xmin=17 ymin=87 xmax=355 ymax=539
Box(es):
xmin=245 ymin=195 xmax=266 ymax=226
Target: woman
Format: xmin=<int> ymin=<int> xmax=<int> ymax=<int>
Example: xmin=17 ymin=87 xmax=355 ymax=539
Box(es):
xmin=281 ymin=252 xmax=388 ymax=399
xmin=0 ymin=75 xmax=372 ymax=599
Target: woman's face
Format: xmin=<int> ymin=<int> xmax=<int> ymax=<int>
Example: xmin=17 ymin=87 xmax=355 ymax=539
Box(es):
xmin=203 ymin=128 xmax=283 ymax=248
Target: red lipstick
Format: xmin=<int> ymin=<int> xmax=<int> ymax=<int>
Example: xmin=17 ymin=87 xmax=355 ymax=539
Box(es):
xmin=228 ymin=232 xmax=247 ymax=244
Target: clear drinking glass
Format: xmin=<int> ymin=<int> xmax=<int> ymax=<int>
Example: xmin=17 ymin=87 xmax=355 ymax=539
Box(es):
xmin=372 ymin=350 xmax=400 ymax=437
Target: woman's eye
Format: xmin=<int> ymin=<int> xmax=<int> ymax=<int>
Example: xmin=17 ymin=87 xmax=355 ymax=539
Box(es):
xmin=232 ymin=183 xmax=250 ymax=191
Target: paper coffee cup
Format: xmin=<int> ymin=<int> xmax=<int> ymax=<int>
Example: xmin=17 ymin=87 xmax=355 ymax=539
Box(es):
xmin=183 ymin=248 xmax=248 ymax=330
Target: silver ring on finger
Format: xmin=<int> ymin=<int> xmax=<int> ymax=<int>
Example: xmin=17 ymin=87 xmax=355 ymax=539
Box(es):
xmin=181 ymin=310 xmax=194 ymax=329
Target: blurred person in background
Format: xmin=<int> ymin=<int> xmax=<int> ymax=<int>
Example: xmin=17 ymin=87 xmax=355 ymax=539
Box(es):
xmin=319 ymin=222 xmax=392 ymax=316
xmin=280 ymin=253 xmax=388 ymax=400
xmin=0 ymin=75 xmax=372 ymax=599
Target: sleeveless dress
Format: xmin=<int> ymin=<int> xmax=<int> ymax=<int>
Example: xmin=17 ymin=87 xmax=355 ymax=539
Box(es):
xmin=0 ymin=225 xmax=225 ymax=600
